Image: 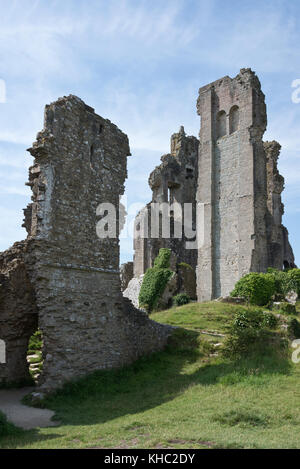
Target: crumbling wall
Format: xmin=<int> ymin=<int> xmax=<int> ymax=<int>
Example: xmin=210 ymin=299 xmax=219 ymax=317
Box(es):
xmin=22 ymin=95 xmax=171 ymax=391
xmin=133 ymin=127 xmax=199 ymax=281
xmin=120 ymin=262 xmax=134 ymax=292
xmin=197 ymin=69 xmax=269 ymax=301
xmin=1 ymin=95 xmax=171 ymax=391
xmin=196 ymin=69 xmax=296 ymax=301
xmin=0 ymin=241 xmax=38 ymax=385
xmin=264 ymin=141 xmax=296 ymax=269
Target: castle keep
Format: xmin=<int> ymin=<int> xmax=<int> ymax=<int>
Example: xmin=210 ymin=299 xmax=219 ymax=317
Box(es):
xmin=130 ymin=69 xmax=295 ymax=303
xmin=0 ymin=68 xmax=296 ymax=390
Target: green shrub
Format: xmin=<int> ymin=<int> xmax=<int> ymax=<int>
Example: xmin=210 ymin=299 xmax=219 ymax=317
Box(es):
xmin=267 ymin=268 xmax=291 ymax=297
xmin=231 ymin=272 xmax=276 ymax=306
xmin=222 ymin=308 xmax=284 ymax=359
xmin=287 ymin=269 xmax=300 ymax=296
xmin=232 ymin=309 xmax=278 ymax=331
xmin=273 ymin=302 xmax=296 ymax=315
xmin=173 ymin=293 xmax=190 ymax=307
xmin=139 ymin=249 xmax=173 ymax=312
xmin=288 ymin=318 xmax=300 ymax=339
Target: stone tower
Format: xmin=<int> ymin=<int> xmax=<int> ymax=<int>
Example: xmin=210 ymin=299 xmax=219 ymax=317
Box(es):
xmin=133 ymin=127 xmax=199 ymax=278
xmin=196 ymin=68 xmax=296 ymax=301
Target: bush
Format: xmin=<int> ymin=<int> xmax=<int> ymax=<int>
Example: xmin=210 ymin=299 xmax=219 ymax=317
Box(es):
xmin=267 ymin=268 xmax=291 ymax=297
xmin=222 ymin=308 xmax=283 ymax=359
xmin=232 ymin=309 xmax=278 ymax=331
xmin=287 ymin=269 xmax=300 ymax=296
xmin=173 ymin=293 xmax=190 ymax=307
xmin=139 ymin=249 xmax=173 ymax=312
xmin=231 ymin=273 xmax=276 ymax=306
xmin=273 ymin=302 xmax=296 ymax=315
xmin=288 ymin=318 xmax=300 ymax=339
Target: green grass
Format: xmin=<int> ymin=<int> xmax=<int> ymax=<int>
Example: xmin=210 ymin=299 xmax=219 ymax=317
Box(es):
xmin=1 ymin=301 xmax=300 ymax=449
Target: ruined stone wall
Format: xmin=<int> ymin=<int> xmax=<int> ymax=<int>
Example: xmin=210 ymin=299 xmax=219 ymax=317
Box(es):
xmin=196 ymin=69 xmax=296 ymax=301
xmin=133 ymin=127 xmax=199 ymax=281
xmin=120 ymin=261 xmax=134 ymax=291
xmin=264 ymin=141 xmax=296 ymax=269
xmin=0 ymin=95 xmax=170 ymax=391
xmin=196 ymin=69 xmax=269 ymax=301
xmin=0 ymin=241 xmax=38 ymax=384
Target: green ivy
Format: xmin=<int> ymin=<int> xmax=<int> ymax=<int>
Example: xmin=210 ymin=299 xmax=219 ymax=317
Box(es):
xmin=139 ymin=248 xmax=173 ymax=312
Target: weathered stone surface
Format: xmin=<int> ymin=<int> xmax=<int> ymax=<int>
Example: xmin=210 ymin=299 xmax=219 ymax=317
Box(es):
xmin=120 ymin=261 xmax=134 ymax=292
xmin=264 ymin=141 xmax=297 ymax=270
xmin=123 ymin=275 xmax=144 ymax=309
xmin=133 ymin=127 xmax=199 ymax=278
xmin=0 ymin=241 xmax=38 ymax=384
xmin=285 ymin=291 xmax=298 ymax=305
xmin=196 ymin=68 xmax=296 ymax=301
xmin=1 ymin=95 xmax=171 ymax=391
xmin=156 ymin=272 xmax=178 ymax=311
xmin=177 ymin=263 xmax=196 ymax=300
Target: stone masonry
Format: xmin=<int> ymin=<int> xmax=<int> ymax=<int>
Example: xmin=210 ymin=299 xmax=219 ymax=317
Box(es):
xmin=196 ymin=68 xmax=295 ymax=301
xmin=0 ymin=95 xmax=171 ymax=390
xmin=133 ymin=127 xmax=199 ymax=279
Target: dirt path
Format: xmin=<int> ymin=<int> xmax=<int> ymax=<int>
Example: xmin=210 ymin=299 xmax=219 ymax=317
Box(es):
xmin=0 ymin=388 xmax=59 ymax=430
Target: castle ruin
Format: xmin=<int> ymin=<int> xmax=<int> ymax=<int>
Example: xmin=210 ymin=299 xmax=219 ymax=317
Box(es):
xmin=0 ymin=96 xmax=171 ymax=390
xmin=0 ymin=68 xmax=296 ymax=390
xmin=129 ymin=68 xmax=295 ymax=303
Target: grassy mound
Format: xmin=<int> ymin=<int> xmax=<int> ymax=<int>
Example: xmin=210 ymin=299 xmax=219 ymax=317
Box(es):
xmin=1 ymin=300 xmax=300 ymax=449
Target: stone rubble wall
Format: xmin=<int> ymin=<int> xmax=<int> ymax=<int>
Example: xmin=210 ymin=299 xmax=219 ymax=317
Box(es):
xmin=133 ymin=127 xmax=199 ymax=296
xmin=0 ymin=241 xmax=38 ymax=384
xmin=1 ymin=95 xmax=171 ymax=391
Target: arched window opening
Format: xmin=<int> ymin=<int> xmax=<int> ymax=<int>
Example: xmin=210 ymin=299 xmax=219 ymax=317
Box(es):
xmin=229 ymin=105 xmax=239 ymax=134
xmin=216 ymin=110 xmax=226 ymax=139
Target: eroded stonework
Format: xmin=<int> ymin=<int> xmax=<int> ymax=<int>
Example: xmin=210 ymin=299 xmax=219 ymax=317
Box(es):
xmin=196 ymin=68 xmax=295 ymax=301
xmin=0 ymin=95 xmax=171 ymax=390
xmin=0 ymin=241 xmax=38 ymax=384
xmin=132 ymin=127 xmax=198 ymax=297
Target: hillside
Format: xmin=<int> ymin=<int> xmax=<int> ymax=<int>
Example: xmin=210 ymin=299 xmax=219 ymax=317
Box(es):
xmin=1 ymin=300 xmax=300 ymax=449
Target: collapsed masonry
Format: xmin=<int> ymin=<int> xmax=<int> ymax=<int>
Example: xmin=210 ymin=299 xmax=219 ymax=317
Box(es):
xmin=0 ymin=96 xmax=171 ymax=390
xmin=123 ymin=128 xmax=199 ymax=306
xmin=128 ymin=68 xmax=296 ymax=305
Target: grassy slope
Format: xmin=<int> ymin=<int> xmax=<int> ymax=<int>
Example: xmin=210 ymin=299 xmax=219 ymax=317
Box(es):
xmin=1 ymin=301 xmax=300 ymax=449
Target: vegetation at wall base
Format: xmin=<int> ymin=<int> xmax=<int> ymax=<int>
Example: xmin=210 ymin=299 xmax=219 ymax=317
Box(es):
xmin=173 ymin=293 xmax=190 ymax=306
xmin=231 ymin=272 xmax=276 ymax=306
xmin=139 ymin=248 xmax=173 ymax=312
xmin=231 ymin=268 xmax=300 ymax=306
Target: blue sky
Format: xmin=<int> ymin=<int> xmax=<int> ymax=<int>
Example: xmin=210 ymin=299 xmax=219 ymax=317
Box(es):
xmin=0 ymin=0 xmax=299 ymax=265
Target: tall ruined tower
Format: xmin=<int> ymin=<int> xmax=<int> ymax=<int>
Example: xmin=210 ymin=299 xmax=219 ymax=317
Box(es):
xmin=196 ymin=68 xmax=269 ymax=301
xmin=133 ymin=127 xmax=199 ymax=278
xmin=196 ymin=68 xmax=296 ymax=301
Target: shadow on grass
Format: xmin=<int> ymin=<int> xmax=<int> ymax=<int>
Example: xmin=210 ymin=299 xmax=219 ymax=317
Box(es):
xmin=31 ymin=328 xmax=292 ymax=427
xmin=0 ymin=427 xmax=62 ymax=449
